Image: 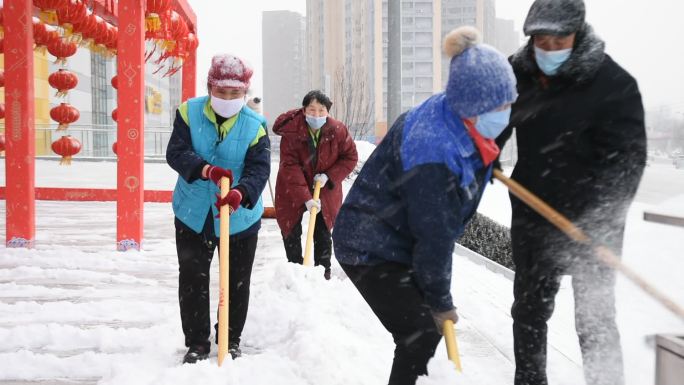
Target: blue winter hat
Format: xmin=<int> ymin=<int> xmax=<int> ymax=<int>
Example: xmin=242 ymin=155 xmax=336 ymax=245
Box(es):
xmin=444 ymin=27 xmax=517 ymax=118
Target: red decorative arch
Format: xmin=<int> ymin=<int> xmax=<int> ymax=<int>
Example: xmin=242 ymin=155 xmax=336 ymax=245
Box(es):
xmin=2 ymin=0 xmax=198 ymax=250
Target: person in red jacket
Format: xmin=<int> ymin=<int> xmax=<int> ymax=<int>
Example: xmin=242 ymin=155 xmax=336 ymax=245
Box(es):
xmin=273 ymin=90 xmax=358 ymax=280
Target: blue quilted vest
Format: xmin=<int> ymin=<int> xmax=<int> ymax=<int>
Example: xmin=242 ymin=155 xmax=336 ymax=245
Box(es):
xmin=172 ymin=96 xmax=264 ymax=236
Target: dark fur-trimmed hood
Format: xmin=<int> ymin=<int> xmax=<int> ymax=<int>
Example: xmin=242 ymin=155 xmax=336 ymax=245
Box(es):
xmin=511 ymin=23 xmax=605 ymax=84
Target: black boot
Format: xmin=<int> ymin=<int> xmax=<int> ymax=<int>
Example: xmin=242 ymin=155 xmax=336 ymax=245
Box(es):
xmin=183 ymin=345 xmax=209 ymax=364
xmin=324 ymin=268 xmax=331 ymax=280
xmin=229 ymin=342 xmax=242 ymax=359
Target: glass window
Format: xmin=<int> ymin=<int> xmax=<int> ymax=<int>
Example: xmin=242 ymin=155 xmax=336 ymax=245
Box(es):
xmin=415 ymin=32 xmax=432 ymax=45
xmin=416 ymin=62 xmax=432 ymax=75
xmin=415 ymin=47 xmax=432 ymax=59
xmin=402 ymin=62 xmax=414 ymax=71
xmin=416 ymin=77 xmax=432 ymax=90
xmin=415 ymin=17 xmax=432 ymax=29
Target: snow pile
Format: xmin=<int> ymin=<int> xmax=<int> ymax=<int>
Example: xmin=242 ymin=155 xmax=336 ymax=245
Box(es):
xmin=0 ymin=161 xmax=682 ymax=385
xmin=351 ymin=140 xmax=377 ymax=176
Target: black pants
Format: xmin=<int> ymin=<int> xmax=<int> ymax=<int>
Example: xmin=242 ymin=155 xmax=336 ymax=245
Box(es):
xmin=282 ymin=213 xmax=331 ymax=268
xmin=341 ymin=262 xmax=442 ymax=385
xmin=175 ymin=217 xmax=258 ymax=351
xmin=510 ymin=221 xmax=624 ymax=385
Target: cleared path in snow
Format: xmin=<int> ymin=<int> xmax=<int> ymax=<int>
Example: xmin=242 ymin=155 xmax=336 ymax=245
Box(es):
xmin=0 ymin=200 xmax=578 ymax=385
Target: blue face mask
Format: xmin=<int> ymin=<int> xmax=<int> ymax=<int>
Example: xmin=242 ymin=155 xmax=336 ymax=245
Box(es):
xmin=306 ymin=115 xmax=327 ymax=130
xmin=534 ymin=46 xmax=572 ymax=76
xmin=475 ymin=108 xmax=511 ymax=139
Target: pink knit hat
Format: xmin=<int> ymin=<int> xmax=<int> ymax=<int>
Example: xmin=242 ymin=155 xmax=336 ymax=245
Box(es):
xmin=207 ymin=54 xmax=253 ymax=89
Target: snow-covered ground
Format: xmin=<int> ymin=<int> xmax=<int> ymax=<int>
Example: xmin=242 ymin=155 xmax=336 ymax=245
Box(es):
xmin=0 ymin=156 xmax=683 ymax=384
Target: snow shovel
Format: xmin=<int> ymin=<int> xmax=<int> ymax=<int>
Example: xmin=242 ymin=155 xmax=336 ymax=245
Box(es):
xmin=492 ymin=169 xmax=684 ymax=321
xmin=303 ymin=180 xmax=322 ymax=266
xmin=443 ymin=320 xmax=463 ymax=372
xmin=263 ymin=176 xmax=277 ymax=219
xmin=217 ymin=177 xmax=231 ymax=366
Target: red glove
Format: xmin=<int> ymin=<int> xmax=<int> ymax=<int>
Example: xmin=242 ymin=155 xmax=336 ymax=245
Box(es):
xmin=214 ymin=189 xmax=243 ymax=216
xmin=206 ymin=165 xmax=233 ymax=187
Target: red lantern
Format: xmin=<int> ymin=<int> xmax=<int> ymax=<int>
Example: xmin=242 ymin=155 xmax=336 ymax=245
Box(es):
xmin=49 ymin=69 xmax=79 ymax=97
xmin=0 ymin=70 xmax=4 ymax=88
xmin=33 ymin=20 xmax=60 ymax=54
xmin=0 ymin=132 xmax=5 ymax=153
xmin=167 ymin=11 xmax=188 ymax=41
xmin=50 ymin=103 xmax=80 ymax=130
xmin=111 ymin=75 xmax=118 ymax=89
xmin=0 ymin=103 xmax=5 ymax=119
xmin=33 ymin=18 xmax=48 ymax=45
xmin=92 ymin=16 xmax=109 ymax=53
xmin=103 ymin=24 xmax=118 ymax=54
xmin=56 ymin=0 xmax=87 ymax=38
xmin=145 ymin=0 xmax=172 ymax=32
xmin=76 ymin=13 xmax=98 ymax=46
xmin=51 ymin=135 xmax=81 ymax=165
xmin=112 ymin=141 xmax=117 ymax=155
xmin=112 ymin=108 xmax=118 ymax=122
xmin=71 ymin=9 xmax=95 ymax=44
xmin=48 ymin=37 xmax=78 ymax=65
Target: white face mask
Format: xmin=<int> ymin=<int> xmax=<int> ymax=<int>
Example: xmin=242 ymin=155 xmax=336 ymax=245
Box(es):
xmin=210 ymin=95 xmax=245 ymax=118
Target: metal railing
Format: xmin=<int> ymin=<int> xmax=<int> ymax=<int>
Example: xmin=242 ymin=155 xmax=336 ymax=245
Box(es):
xmin=34 ymin=123 xmax=172 ymax=158
xmin=26 ymin=124 xmax=284 ymax=162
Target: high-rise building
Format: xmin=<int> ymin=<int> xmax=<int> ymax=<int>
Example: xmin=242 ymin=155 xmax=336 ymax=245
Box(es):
xmin=306 ymin=0 xmax=345 ymax=96
xmin=494 ymin=17 xmax=522 ymax=57
xmin=262 ymin=10 xmax=307 ymax=125
xmin=306 ymin=0 xmax=517 ymax=141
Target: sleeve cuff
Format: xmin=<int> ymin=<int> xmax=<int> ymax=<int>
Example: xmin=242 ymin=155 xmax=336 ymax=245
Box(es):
xmin=234 ymin=185 xmax=251 ymax=208
xmin=191 ymin=161 xmax=210 ymax=182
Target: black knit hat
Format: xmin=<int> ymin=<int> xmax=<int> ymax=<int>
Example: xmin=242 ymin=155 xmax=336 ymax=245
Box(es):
xmin=523 ymin=0 xmax=585 ymax=36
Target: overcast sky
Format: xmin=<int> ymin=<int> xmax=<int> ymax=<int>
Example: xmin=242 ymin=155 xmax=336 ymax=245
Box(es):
xmin=188 ymin=0 xmax=684 ymax=114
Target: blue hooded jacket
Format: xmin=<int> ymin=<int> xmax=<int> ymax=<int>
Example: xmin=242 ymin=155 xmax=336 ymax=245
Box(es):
xmin=332 ymin=93 xmax=492 ymax=311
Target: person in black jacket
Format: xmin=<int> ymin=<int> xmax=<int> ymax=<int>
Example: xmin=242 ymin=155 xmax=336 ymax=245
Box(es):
xmin=496 ymin=1 xmax=646 ymax=384
xmin=334 ymin=27 xmax=517 ymax=385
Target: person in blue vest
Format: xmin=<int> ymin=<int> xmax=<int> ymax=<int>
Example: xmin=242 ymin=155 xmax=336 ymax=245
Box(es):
xmin=332 ymin=27 xmax=517 ymax=385
xmin=166 ymin=54 xmax=270 ymax=364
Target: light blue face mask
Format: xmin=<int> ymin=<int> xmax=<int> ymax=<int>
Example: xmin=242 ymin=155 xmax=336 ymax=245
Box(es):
xmin=475 ymin=108 xmax=511 ymax=139
xmin=534 ymin=46 xmax=572 ymax=76
xmin=306 ymin=115 xmax=327 ymax=130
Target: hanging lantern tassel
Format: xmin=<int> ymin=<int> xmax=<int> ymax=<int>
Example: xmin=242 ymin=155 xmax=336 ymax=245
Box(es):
xmin=39 ymin=10 xmax=59 ymax=26
xmin=145 ymin=13 xmax=161 ymax=31
xmin=51 ymin=135 xmax=82 ymax=165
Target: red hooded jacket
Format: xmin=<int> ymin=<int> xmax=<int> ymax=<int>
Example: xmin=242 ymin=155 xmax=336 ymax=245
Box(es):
xmin=273 ymin=108 xmax=358 ymax=237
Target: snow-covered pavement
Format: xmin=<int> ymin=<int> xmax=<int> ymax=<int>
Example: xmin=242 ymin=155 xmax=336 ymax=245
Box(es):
xmin=0 ymin=159 xmax=682 ymax=384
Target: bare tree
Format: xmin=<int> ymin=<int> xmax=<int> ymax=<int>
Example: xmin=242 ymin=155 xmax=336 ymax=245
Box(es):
xmin=331 ymin=65 xmax=375 ymax=141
